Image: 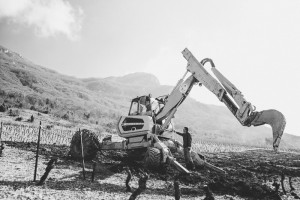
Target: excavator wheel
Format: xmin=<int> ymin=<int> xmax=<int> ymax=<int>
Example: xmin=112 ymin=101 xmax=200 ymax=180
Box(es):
xmin=127 ymin=148 xmax=148 ymax=161
xmin=69 ymin=129 xmax=101 ymax=161
xmin=143 ymin=147 xmax=162 ymax=168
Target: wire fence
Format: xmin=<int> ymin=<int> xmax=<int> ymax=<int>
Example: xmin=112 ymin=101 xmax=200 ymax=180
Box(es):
xmin=0 ymin=121 xmax=115 ymax=147
xmin=0 ymin=123 xmax=75 ymax=145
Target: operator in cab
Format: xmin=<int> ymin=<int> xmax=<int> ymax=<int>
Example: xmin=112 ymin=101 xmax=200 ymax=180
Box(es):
xmin=139 ymin=99 xmax=152 ymax=116
xmin=139 ymin=96 xmax=161 ymax=116
xmin=175 ymin=127 xmax=195 ymax=170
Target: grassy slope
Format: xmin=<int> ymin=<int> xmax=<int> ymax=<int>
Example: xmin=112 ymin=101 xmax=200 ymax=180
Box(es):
xmin=0 ymin=45 xmax=299 ymax=148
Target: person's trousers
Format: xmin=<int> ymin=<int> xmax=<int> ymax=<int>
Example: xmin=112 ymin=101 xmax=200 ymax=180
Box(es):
xmin=184 ymin=147 xmax=194 ymax=169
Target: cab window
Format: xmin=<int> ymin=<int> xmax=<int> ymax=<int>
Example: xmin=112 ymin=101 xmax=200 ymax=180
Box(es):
xmin=129 ymin=101 xmax=146 ymax=115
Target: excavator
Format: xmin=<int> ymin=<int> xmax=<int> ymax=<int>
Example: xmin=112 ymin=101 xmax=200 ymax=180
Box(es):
xmin=69 ymin=48 xmax=286 ymax=174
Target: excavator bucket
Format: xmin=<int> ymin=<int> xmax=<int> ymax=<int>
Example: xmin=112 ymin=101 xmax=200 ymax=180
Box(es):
xmin=249 ymin=109 xmax=286 ymax=151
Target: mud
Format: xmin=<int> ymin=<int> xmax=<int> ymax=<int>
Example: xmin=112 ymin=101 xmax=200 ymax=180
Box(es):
xmin=3 ymin=141 xmax=300 ymax=199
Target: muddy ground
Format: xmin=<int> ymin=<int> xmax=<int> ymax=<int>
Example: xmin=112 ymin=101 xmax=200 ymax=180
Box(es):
xmin=1 ymin=141 xmax=300 ymax=200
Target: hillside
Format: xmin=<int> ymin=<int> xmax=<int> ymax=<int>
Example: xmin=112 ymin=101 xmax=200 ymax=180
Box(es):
xmin=0 ymin=45 xmax=299 ymax=149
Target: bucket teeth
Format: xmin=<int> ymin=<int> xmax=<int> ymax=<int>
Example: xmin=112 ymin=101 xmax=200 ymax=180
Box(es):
xmin=250 ymin=109 xmax=286 ymax=151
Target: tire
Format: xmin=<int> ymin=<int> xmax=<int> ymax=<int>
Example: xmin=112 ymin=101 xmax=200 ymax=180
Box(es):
xmin=69 ymin=129 xmax=101 ymax=160
xmin=127 ymin=148 xmax=147 ymax=161
xmin=143 ymin=147 xmax=162 ymax=168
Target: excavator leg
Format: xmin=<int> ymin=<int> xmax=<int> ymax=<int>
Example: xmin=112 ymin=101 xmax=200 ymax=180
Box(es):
xmin=246 ymin=109 xmax=286 ymax=151
xmin=167 ymin=139 xmax=226 ymax=174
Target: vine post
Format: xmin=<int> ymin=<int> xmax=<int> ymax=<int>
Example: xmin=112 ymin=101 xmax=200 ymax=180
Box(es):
xmin=33 ymin=121 xmax=42 ymax=182
xmin=0 ymin=122 xmax=2 ymax=140
xmin=80 ymin=128 xmax=86 ymax=180
xmin=0 ymin=122 xmax=3 ymax=155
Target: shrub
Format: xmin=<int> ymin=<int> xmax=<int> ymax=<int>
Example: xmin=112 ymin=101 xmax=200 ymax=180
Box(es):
xmin=15 ymin=117 xmax=22 ymax=121
xmin=84 ymin=113 xmax=90 ymax=119
xmin=17 ymin=103 xmax=23 ymax=108
xmin=26 ymin=95 xmax=38 ymax=105
xmin=37 ymin=99 xmax=44 ymax=107
xmin=8 ymin=93 xmax=16 ymax=99
xmin=62 ymin=113 xmax=69 ymax=120
xmin=0 ymin=89 xmax=6 ymax=97
xmin=46 ymin=125 xmax=53 ymax=129
xmin=37 ymin=107 xmax=49 ymax=114
xmin=10 ymin=68 xmax=37 ymax=88
xmin=0 ymin=104 xmax=6 ymax=112
xmin=9 ymin=109 xmax=19 ymax=116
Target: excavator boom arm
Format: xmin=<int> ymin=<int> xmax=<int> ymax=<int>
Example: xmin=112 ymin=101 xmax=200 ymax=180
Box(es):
xmin=181 ymin=48 xmax=286 ymax=151
xmin=152 ymin=48 xmax=285 ymax=151
xmin=155 ymin=73 xmax=197 ymax=124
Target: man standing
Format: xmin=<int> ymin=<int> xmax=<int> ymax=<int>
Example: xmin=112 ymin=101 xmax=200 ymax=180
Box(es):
xmin=175 ymin=127 xmax=195 ymax=170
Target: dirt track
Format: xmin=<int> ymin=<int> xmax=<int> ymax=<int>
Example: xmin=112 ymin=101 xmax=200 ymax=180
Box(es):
xmin=1 ymin=142 xmax=300 ymax=200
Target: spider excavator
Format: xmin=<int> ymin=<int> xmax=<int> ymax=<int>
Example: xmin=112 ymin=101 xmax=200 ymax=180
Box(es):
xmin=69 ymin=48 xmax=286 ymax=174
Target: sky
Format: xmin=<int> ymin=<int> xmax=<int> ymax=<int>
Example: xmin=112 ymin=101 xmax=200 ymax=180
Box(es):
xmin=0 ymin=0 xmax=299 ymax=136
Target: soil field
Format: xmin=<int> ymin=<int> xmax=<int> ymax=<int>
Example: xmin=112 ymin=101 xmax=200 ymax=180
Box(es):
xmin=0 ymin=141 xmax=300 ymax=200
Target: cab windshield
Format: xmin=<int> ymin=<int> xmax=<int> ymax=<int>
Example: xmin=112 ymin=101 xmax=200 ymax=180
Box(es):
xmin=128 ymin=96 xmax=151 ymax=116
xmin=129 ymin=101 xmax=147 ymax=115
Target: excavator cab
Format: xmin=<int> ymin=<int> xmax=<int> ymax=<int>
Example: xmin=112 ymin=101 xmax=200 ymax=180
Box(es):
xmin=118 ymin=94 xmax=173 ymax=139
xmin=128 ymin=95 xmax=152 ymax=116
xmin=118 ymin=95 xmax=154 ymax=139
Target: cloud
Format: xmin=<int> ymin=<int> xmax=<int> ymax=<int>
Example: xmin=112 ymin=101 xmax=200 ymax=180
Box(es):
xmin=0 ymin=0 xmax=83 ymax=40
